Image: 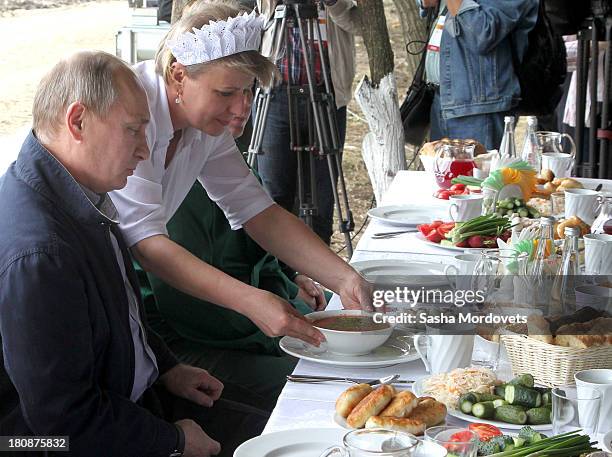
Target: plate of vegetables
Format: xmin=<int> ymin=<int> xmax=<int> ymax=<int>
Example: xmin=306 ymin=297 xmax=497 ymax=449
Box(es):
xmin=471 ymin=424 xmax=598 ymax=456
xmin=413 ymin=374 xmax=552 ymax=430
xmin=416 ymin=215 xmax=512 ymax=250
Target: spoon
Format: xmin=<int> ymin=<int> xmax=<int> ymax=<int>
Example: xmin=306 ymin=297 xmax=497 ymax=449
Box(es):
xmin=372 ymin=230 xmax=417 ymax=239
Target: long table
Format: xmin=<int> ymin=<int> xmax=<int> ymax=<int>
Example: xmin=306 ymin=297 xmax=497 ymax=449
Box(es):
xmin=263 ymin=171 xmax=612 ymax=438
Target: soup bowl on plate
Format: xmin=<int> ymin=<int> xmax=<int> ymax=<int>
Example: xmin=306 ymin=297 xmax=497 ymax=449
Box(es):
xmin=307 ymin=310 xmax=394 ymax=356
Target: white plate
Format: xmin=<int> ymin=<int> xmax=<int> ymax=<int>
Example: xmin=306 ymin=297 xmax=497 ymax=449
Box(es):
xmin=234 ymin=427 xmax=346 ymax=456
xmin=412 ymin=378 xmax=552 ymax=431
xmin=368 ymin=206 xmax=437 ymax=227
xmin=235 ymin=427 xmax=449 ymax=457
xmin=280 ymin=330 xmax=420 ymax=368
xmin=413 ymin=232 xmax=487 ymax=253
xmin=603 ymin=429 xmax=612 ymax=453
xmin=350 ymin=260 xmax=449 ymax=288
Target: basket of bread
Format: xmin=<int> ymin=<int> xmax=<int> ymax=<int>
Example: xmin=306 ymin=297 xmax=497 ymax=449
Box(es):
xmin=500 ymin=306 xmax=612 ymax=387
xmin=335 ymin=384 xmax=447 ymax=435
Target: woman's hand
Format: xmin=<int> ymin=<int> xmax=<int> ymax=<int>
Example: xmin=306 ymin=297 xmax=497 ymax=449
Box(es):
xmin=242 ymin=290 xmax=325 ymax=346
xmin=294 ymin=274 xmax=327 ymax=311
xmin=336 ymin=272 xmax=373 ymax=311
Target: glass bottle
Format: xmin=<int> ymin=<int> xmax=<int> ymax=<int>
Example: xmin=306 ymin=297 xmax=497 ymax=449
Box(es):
xmin=499 ymin=116 xmax=517 ymax=160
xmin=551 ymin=226 xmax=582 ymax=314
xmin=530 ymin=216 xmax=558 ymax=308
xmin=521 ymin=116 xmax=541 ymax=172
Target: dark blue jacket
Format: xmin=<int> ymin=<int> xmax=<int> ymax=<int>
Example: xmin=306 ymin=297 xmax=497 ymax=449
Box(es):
xmin=0 ymin=132 xmax=179 ymax=456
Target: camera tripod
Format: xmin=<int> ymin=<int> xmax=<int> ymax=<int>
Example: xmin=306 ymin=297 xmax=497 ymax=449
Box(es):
xmin=248 ymin=0 xmax=355 ymax=257
xmin=574 ymin=0 xmax=612 ymax=179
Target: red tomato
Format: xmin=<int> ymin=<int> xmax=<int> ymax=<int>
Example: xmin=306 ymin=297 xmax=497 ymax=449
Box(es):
xmin=439 ymin=222 xmax=455 ymax=233
xmin=450 ymin=183 xmax=465 ymax=192
xmin=425 ymin=228 xmax=443 ymax=243
xmin=430 ymin=220 xmax=443 ymax=228
xmin=468 ymin=423 xmax=502 ymax=442
xmin=436 ymin=226 xmax=448 ymax=238
xmin=417 ymin=224 xmax=431 ymax=236
xmin=449 ymin=431 xmax=476 ymax=443
xmin=462 ymin=188 xmax=471 ymax=195
xmin=438 ymin=190 xmax=451 ymax=200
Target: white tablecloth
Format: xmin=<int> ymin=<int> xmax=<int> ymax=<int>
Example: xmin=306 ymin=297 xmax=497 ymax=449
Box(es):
xmin=263 ymin=171 xmax=511 ymax=435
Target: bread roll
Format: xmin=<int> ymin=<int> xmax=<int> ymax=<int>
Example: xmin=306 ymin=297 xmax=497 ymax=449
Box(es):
xmin=527 ymin=315 xmax=553 ymax=344
xmin=365 ymin=415 xmax=426 ymax=436
xmin=380 ymin=390 xmax=418 ymax=418
xmin=539 ymin=169 xmax=555 ymax=183
xmin=408 ymin=399 xmax=447 ymax=427
xmin=556 ymin=178 xmax=584 ymax=192
xmin=346 ymin=385 xmax=395 ymax=428
xmin=336 ymin=384 xmax=373 ymax=418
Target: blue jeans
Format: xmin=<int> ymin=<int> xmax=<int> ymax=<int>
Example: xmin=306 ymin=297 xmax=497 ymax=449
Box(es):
xmin=255 ymin=84 xmax=347 ymax=244
xmin=430 ymin=91 xmax=506 ymax=150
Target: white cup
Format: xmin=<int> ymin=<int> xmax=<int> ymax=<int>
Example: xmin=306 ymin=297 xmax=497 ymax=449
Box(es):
xmin=445 ymin=254 xmax=480 ymax=291
xmin=565 ymin=189 xmax=603 ymax=225
xmin=575 ymin=369 xmax=612 ymax=432
xmin=413 ymin=325 xmax=475 ymax=374
xmin=542 ymin=152 xmax=574 ymax=178
xmin=448 ymin=194 xmax=484 ymax=222
xmin=584 ymin=234 xmax=612 ymax=275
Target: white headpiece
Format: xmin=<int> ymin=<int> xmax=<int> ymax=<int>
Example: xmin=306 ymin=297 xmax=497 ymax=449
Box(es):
xmin=166 ymin=10 xmax=265 ymax=66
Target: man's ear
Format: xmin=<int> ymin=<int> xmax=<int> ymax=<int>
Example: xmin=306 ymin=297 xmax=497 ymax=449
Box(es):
xmin=65 ymin=101 xmax=86 ymax=142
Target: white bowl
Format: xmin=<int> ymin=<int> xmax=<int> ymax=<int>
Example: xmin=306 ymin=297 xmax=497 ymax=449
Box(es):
xmin=307 ymin=310 xmax=393 ymax=356
xmin=602 ymin=429 xmax=612 ymax=453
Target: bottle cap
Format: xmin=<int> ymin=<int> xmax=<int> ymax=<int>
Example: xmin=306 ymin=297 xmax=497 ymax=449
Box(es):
xmin=540 ymin=216 xmax=556 ymax=226
xmin=563 ymin=226 xmax=580 ymax=237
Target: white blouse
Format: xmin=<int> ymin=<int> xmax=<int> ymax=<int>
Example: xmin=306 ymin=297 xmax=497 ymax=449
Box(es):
xmin=110 ymin=61 xmax=274 ymax=248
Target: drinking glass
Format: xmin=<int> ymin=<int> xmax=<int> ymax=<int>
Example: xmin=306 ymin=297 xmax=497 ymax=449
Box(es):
xmin=552 ymin=386 xmax=601 ymax=436
xmin=481 ymin=187 xmax=499 ymax=216
xmin=425 ymin=426 xmax=478 ymax=457
xmin=319 ymin=429 xmax=420 ymax=457
xmin=551 ymin=191 xmax=565 ymax=218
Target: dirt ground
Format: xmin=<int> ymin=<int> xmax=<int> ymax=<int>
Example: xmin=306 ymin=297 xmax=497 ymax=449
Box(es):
xmin=0 ymin=0 xmax=415 ymax=258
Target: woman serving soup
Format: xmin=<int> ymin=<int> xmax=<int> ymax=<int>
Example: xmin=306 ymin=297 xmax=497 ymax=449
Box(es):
xmin=109 ymin=6 xmax=371 ymax=345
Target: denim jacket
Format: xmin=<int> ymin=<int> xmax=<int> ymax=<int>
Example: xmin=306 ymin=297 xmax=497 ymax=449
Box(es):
xmin=423 ymin=0 xmax=538 ymax=120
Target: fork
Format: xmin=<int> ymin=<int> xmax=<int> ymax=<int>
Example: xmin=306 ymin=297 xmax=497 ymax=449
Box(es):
xmin=372 ymin=229 xmax=417 ymax=239
xmin=286 ymin=374 xmax=406 ymax=386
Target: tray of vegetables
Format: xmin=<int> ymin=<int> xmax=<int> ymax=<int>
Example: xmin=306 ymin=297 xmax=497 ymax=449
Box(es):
xmin=494 ymin=198 xmax=540 ymax=219
xmin=416 ymin=215 xmax=512 ymax=250
xmin=470 ymin=424 xmax=600 ymax=456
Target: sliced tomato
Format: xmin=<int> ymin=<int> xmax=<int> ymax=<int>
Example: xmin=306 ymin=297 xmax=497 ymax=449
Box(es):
xmin=439 ymin=222 xmax=455 ymax=233
xmin=425 ymin=228 xmax=443 ymax=243
xmin=468 ymin=423 xmax=502 ymax=442
xmin=417 ymin=224 xmax=431 ymax=236
xmin=438 ymin=190 xmax=452 ymax=200
xmin=450 ymin=183 xmax=465 ymax=192
xmin=449 ymin=431 xmax=476 ymax=443
xmin=430 ymin=220 xmax=444 ymax=228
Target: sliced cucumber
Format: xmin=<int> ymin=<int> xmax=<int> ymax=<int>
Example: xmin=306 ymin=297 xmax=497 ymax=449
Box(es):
xmin=493 ymin=398 xmax=508 ymax=408
xmin=505 ymin=384 xmax=542 ymax=408
xmin=472 ymin=401 xmax=495 ymax=419
xmin=508 ymin=374 xmax=535 ymax=388
xmin=527 ymin=407 xmax=552 ymax=425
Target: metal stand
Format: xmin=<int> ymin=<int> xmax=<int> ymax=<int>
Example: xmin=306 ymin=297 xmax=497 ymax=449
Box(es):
xmin=248 ymin=0 xmax=354 ymax=257
xmin=574 ymin=6 xmax=612 ymax=179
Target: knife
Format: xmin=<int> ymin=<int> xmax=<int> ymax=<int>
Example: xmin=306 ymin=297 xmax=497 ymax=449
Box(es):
xmin=287 ymin=374 xmax=414 ymax=384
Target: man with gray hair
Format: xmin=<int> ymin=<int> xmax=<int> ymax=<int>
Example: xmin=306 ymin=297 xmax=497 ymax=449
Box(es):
xmin=0 ymin=50 xmax=261 ymax=457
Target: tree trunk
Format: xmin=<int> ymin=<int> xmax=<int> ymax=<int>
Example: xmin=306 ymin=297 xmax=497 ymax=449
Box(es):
xmin=356 ymin=0 xmax=394 ymax=86
xmin=171 ymin=0 xmax=189 ymax=23
xmin=355 ymin=0 xmax=405 ymax=203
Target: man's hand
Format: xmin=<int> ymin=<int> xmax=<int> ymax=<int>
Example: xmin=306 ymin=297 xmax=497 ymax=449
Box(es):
xmin=160 ymin=364 xmax=223 ymax=408
xmin=176 ymin=419 xmax=221 ymax=457
xmin=294 ymin=274 xmax=327 ymax=311
xmin=242 ymin=290 xmax=325 ymax=346
xmin=337 ymin=272 xmax=373 ymax=311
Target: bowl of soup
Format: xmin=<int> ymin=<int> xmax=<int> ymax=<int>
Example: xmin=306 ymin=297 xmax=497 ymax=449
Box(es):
xmin=307 ymin=310 xmax=394 ymax=356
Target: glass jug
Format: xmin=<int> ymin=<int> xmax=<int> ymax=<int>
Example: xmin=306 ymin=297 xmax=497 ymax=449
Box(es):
xmin=591 ymin=196 xmax=612 ymax=234
xmin=537 ymin=131 xmax=576 ymax=177
xmin=433 ymin=140 xmax=476 ymax=189
xmin=319 ymin=429 xmax=423 ymax=457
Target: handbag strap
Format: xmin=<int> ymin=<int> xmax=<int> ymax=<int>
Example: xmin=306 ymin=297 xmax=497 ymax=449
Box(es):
xmin=411 ymin=5 xmax=440 ymax=85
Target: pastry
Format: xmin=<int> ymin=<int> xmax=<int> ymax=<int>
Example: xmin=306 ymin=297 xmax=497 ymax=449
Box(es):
xmin=365 ymin=415 xmax=427 ymax=435
xmin=408 ymin=398 xmax=447 ymax=427
xmin=335 ymin=384 xmax=373 ymax=419
xmin=346 ymin=385 xmax=395 ymax=428
xmin=379 ymin=390 xmax=418 ymax=418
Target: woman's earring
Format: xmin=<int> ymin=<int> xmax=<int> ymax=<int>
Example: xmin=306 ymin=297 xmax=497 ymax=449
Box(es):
xmin=175 ymin=95 xmax=181 ymax=104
